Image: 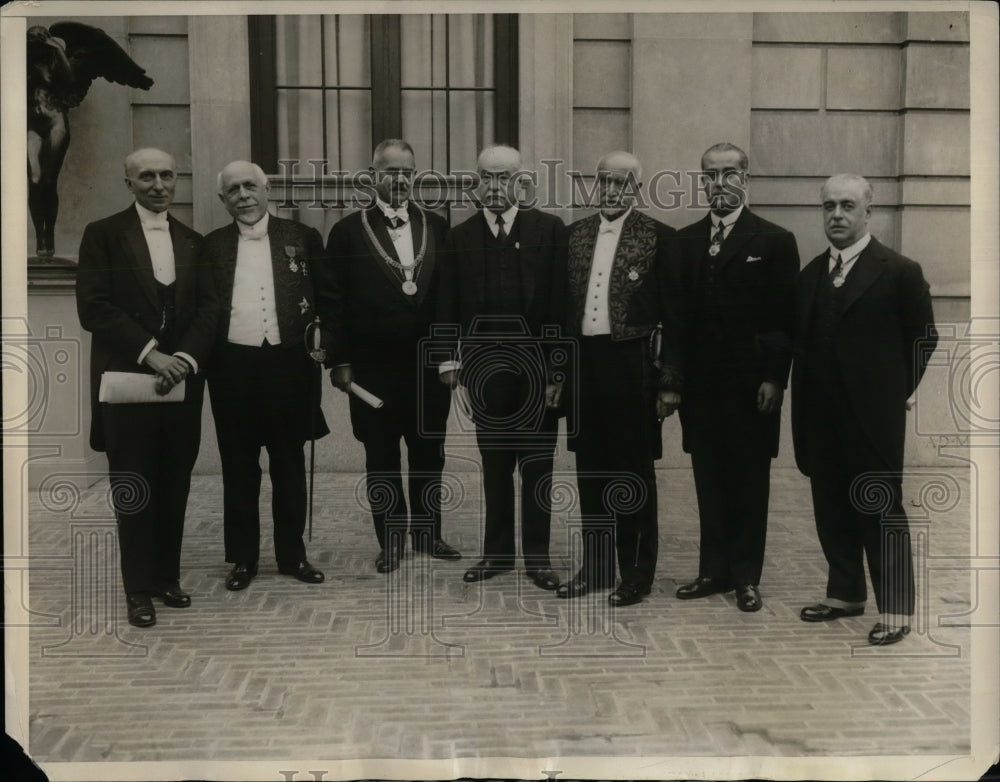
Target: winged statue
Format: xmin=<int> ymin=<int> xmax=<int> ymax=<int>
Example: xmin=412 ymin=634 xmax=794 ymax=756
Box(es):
xmin=27 ymin=22 xmax=154 ymax=259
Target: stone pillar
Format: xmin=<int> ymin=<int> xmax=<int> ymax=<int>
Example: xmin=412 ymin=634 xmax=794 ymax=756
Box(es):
xmin=631 ymin=14 xmax=754 ymax=228
xmin=189 ymin=16 xmax=253 ymax=235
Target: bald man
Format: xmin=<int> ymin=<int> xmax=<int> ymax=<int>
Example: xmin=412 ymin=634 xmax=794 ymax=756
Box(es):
xmin=792 ymin=174 xmax=937 ymax=646
xmin=203 ymin=160 xmax=329 ymax=591
xmin=552 ymin=150 xmax=684 ymax=606
xmin=437 ymin=144 xmax=565 ymax=590
xmin=77 ymin=148 xmax=218 ymax=627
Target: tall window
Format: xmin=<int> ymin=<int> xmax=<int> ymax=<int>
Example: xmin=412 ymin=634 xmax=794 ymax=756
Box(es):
xmin=250 ymin=14 xmax=518 ymax=177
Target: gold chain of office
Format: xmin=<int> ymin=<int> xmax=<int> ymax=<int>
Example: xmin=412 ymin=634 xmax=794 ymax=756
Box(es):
xmin=361 ymin=205 xmax=428 ymax=296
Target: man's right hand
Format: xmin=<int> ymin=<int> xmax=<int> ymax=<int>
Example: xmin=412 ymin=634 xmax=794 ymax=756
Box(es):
xmin=330 ymin=364 xmax=354 ymax=392
xmin=144 ymin=349 xmax=188 ymax=385
xmin=545 ymin=382 xmax=563 ymax=409
xmin=440 ymin=369 xmax=459 ymax=389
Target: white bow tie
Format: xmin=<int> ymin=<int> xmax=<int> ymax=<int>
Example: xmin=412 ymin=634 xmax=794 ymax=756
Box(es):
xmin=599 ymin=223 xmax=618 ymax=235
xmin=238 ymin=221 xmax=268 ymax=241
xmin=141 ymin=218 xmax=169 ymax=232
xmin=381 ymin=205 xmax=409 ymax=225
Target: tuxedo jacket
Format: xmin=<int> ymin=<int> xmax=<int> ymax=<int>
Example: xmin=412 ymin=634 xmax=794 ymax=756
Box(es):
xmin=557 ymin=209 xmax=684 ymax=392
xmin=202 ymin=214 xmax=328 ymax=358
xmin=76 ymin=205 xmax=216 ymax=452
xmin=791 ymin=236 xmax=937 ymax=477
xmin=202 ymin=213 xmax=329 ymax=438
xmin=436 ymin=207 xmax=565 ymax=360
xmin=318 ymin=204 xmax=449 ymax=367
xmin=677 ymin=208 xmax=799 ymax=456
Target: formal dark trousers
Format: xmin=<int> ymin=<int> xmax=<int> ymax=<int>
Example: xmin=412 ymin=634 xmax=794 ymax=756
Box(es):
xmin=686 ymin=390 xmax=772 ymax=586
xmin=350 ymin=343 xmax=450 ymax=552
xmin=102 ymin=379 xmax=203 ymax=594
xmin=208 ymin=342 xmax=312 ymax=569
xmin=473 ymin=372 xmax=558 ymax=569
xmin=574 ymin=336 xmax=659 ymax=587
xmin=802 ymin=374 xmax=915 ymax=616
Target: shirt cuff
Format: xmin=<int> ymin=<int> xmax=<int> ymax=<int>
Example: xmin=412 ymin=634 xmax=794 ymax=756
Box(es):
xmin=174 ymin=352 xmax=198 ymax=375
xmin=137 ymin=338 xmax=157 ymax=366
xmin=439 ymin=361 xmax=461 ymax=374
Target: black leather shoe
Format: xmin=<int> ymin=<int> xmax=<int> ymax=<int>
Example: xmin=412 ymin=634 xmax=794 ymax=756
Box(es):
xmin=415 ymin=538 xmax=462 ymax=561
xmin=225 ymin=563 xmax=257 ymax=591
xmin=556 ymin=573 xmax=593 ymax=599
xmin=126 ymin=593 xmax=156 ymax=628
xmin=527 ymin=568 xmax=560 ymax=591
xmin=155 ymin=583 xmax=191 ymax=608
xmin=868 ymin=623 xmax=910 ymax=646
xmin=608 ymin=581 xmax=651 ymax=607
xmin=278 ymin=560 xmax=325 ymax=584
xmin=375 ymin=548 xmax=400 ymax=573
xmin=736 ymin=584 xmax=762 ymax=612
xmin=675 ymin=576 xmax=732 ymax=600
xmin=463 ymin=559 xmax=513 ymax=582
xmin=800 ymin=603 xmax=865 ymax=622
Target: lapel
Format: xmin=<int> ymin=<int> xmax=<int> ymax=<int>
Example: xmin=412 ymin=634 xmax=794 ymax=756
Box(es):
xmin=218 ymin=222 xmax=241 ymax=307
xmin=712 ymin=207 xmax=758 ymax=269
xmin=409 ymin=203 xmax=435 ymax=307
xmin=121 ymin=207 xmax=160 ymax=312
xmin=797 ymin=251 xmax=827 ymax=335
xmin=839 ymin=238 xmax=886 ymax=314
xmin=514 ymin=208 xmax=539 ymax=313
xmin=469 ymin=211 xmax=490 ymax=313
xmin=569 ymin=214 xmax=601 ymax=309
xmin=168 ymin=215 xmax=193 ymax=305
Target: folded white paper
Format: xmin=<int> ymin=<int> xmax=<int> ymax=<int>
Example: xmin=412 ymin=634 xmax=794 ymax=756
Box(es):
xmin=98 ymin=372 xmax=186 ymax=403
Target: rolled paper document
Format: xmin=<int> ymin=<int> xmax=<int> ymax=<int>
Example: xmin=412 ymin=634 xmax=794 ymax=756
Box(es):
xmin=349 ymin=382 xmax=383 ymax=409
xmin=99 ymin=371 xmax=185 ymax=403
xmin=453 ymin=384 xmax=474 ymax=420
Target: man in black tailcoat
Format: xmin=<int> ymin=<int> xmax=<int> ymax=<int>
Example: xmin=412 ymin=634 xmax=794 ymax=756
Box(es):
xmin=77 ymin=147 xmax=217 ymax=627
xmin=552 ymin=150 xmax=685 ymax=607
xmin=204 ymin=160 xmax=328 ymax=591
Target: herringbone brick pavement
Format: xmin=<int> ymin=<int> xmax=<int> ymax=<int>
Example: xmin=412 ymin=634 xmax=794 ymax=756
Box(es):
xmin=23 ymin=463 xmax=973 ymax=765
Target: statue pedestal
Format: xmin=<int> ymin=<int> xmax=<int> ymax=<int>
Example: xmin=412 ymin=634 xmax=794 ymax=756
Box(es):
xmin=20 ymin=257 xmax=105 ymax=489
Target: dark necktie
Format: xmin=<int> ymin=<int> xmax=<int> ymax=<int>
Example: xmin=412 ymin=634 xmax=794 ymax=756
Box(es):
xmin=709 ymin=219 xmax=726 ymax=255
xmin=495 ymin=213 xmax=507 ymax=241
xmin=829 ymin=251 xmax=843 ymax=284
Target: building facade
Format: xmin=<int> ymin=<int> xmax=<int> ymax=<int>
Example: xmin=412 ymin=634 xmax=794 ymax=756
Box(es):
xmin=22 ymin=10 xmax=971 ymax=479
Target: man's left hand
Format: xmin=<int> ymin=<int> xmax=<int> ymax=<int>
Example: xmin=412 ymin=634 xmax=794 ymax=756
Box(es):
xmin=757 ymin=381 xmax=783 ymax=414
xmin=656 ymin=391 xmax=681 ymax=420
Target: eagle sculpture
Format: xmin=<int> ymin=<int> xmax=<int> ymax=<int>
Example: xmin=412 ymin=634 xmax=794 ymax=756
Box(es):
xmin=27 ymin=22 xmax=154 ymax=258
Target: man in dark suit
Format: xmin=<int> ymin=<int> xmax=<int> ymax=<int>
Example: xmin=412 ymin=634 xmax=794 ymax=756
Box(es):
xmin=317 ymin=139 xmax=461 ymax=573
xmin=77 ymin=147 xmax=217 ymax=627
xmin=676 ymin=142 xmax=799 ymax=613
xmin=437 ymin=144 xmax=564 ymax=591
xmin=204 ymin=160 xmax=328 ymax=591
xmin=552 ymin=150 xmax=684 ymax=607
xmin=793 ymin=173 xmax=937 ymax=646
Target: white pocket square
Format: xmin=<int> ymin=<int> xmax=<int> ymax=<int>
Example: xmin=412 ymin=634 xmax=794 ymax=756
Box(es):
xmin=746 ymin=255 xmax=762 ymax=263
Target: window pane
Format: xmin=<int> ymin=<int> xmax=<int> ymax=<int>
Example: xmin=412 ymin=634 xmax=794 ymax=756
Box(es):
xmin=449 ymin=15 xmax=493 ymax=88
xmin=276 ymin=15 xmax=323 ymax=86
xmin=325 ymin=15 xmax=370 ymax=87
xmin=277 ymin=88 xmax=324 ymax=163
xmin=401 ymin=89 xmax=447 ymax=172
xmin=327 ymin=90 xmax=373 ymax=172
xmin=450 ymin=90 xmax=494 ymax=170
xmin=400 ymin=15 xmax=434 ymax=88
